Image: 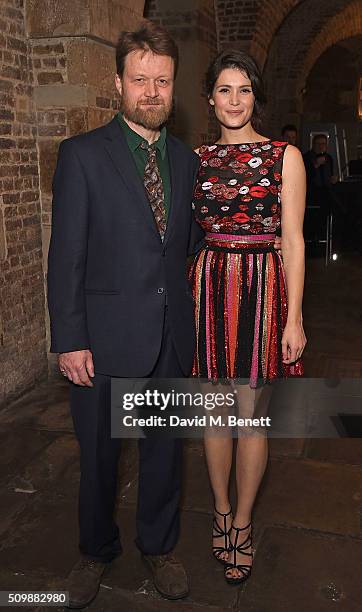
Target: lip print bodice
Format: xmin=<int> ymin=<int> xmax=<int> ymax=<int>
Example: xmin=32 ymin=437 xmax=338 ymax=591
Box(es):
xmin=193 ymin=141 xmax=288 ymax=236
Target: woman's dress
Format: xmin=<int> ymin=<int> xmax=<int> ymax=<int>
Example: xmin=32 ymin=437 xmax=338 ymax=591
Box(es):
xmin=189 ymin=140 xmax=303 ymax=388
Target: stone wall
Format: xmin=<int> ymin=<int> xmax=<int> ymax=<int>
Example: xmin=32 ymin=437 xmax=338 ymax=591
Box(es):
xmin=0 ymin=0 xmax=46 ymax=404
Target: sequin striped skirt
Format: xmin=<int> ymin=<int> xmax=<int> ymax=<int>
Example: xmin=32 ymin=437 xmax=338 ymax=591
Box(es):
xmin=189 ymin=233 xmax=303 ymax=388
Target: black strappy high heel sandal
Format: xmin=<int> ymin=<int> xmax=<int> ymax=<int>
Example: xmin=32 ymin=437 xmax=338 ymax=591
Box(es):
xmin=224 ymin=522 xmax=252 ymax=584
xmin=212 ymin=507 xmax=232 ymax=565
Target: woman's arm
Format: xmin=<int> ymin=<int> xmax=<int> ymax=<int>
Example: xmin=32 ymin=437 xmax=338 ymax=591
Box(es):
xmin=280 ymin=145 xmax=307 ymax=364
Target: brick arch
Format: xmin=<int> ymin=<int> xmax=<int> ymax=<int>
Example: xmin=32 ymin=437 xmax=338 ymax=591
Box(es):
xmin=215 ymin=0 xmax=302 ymax=65
xmin=263 ymin=0 xmax=356 ymax=134
xmin=298 ymin=0 xmax=362 ymax=94
xmin=250 ymin=0 xmax=301 ymax=67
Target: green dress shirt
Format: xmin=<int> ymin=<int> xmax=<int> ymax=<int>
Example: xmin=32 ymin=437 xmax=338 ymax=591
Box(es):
xmin=116 ymin=113 xmax=171 ymax=219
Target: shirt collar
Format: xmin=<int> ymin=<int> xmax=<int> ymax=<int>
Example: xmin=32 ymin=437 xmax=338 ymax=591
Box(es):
xmin=117 ymin=112 xmax=167 ymax=159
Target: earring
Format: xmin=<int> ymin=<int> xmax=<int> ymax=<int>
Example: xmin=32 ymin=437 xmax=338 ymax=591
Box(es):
xmin=209 ymin=99 xmax=215 ymax=106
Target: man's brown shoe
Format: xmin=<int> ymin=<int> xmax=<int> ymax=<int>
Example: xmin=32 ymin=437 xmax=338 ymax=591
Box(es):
xmin=65 ymin=558 xmax=107 ymax=609
xmin=142 ymin=553 xmax=189 ymax=600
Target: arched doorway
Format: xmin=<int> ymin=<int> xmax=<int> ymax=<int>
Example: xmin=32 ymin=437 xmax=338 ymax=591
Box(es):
xmin=263 ymin=0 xmax=361 ymax=138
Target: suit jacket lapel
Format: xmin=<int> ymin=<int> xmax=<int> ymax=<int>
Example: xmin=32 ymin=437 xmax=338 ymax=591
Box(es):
xmin=104 ymin=117 xmax=160 ymax=237
xmin=163 ymin=135 xmax=182 ymax=247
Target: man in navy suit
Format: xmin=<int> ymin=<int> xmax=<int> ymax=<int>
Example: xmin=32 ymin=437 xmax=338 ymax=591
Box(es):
xmin=47 ymin=21 xmax=203 ymax=609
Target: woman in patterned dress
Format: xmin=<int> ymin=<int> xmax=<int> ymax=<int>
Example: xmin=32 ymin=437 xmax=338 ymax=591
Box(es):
xmin=189 ymin=51 xmax=307 ymax=584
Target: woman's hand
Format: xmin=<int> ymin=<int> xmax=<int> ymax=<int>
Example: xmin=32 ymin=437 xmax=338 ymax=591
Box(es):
xmin=274 ymin=235 xmax=282 ymax=255
xmin=281 ymin=320 xmax=307 ymax=364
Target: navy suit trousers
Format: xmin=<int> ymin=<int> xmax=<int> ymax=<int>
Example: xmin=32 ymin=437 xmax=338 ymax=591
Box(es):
xmin=70 ymin=308 xmax=184 ymax=562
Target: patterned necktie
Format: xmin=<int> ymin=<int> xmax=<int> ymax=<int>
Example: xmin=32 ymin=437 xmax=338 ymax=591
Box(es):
xmin=140 ymin=142 xmax=167 ymax=240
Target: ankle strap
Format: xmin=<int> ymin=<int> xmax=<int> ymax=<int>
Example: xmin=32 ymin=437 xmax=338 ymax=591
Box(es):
xmin=214 ymin=506 xmax=232 ymax=517
xmin=231 ymin=522 xmax=251 ymax=532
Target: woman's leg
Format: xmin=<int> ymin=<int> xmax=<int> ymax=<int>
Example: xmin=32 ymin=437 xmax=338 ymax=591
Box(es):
xmin=203 ymin=384 xmax=234 ymax=561
xmin=226 ymin=385 xmax=272 ymax=578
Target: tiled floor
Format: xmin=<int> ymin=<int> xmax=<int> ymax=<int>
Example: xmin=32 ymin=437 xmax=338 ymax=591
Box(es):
xmin=0 ymin=254 xmax=361 ymax=611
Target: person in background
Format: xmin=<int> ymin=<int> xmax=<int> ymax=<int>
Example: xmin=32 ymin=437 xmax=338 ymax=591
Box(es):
xmin=302 ymin=133 xmax=341 ymax=248
xmin=281 ymin=124 xmax=298 ymax=147
xmin=303 ymin=133 xmax=338 ymax=205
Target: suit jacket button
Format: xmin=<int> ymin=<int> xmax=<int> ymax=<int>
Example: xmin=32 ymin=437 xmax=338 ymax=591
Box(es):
xmin=157 ymin=287 xmax=164 ymax=294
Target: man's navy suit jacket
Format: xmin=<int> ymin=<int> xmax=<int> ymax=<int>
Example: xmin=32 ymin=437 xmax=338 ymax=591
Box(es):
xmin=47 ymin=116 xmax=205 ymax=377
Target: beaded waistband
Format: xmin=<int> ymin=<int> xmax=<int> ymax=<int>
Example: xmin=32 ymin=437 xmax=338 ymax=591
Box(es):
xmin=205 ymin=232 xmax=276 ymax=251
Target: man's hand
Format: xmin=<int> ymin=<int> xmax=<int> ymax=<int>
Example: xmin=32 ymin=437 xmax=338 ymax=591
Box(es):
xmin=274 ymin=235 xmax=282 ymax=255
xmin=58 ymin=350 xmax=94 ymax=387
